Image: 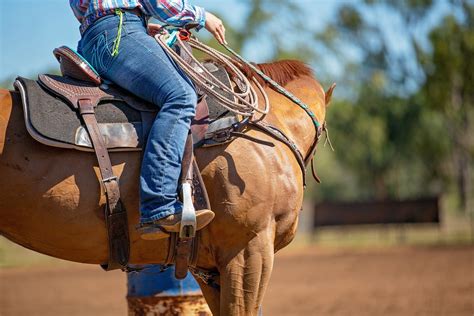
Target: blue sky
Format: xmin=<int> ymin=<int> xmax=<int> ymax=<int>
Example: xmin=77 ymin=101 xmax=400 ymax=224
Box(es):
xmin=0 ymin=0 xmax=453 ymax=87
xmin=0 ymin=0 xmax=342 ymax=84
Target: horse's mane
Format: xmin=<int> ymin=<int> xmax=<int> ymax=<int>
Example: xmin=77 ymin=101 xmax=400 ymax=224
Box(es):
xmin=236 ymin=59 xmax=314 ymax=87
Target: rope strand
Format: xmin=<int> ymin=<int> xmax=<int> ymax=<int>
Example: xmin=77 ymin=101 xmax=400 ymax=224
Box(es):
xmin=221 ymin=44 xmax=320 ymax=130
xmin=155 ymin=32 xmax=320 ymax=134
xmin=155 ymin=33 xmax=268 ymax=117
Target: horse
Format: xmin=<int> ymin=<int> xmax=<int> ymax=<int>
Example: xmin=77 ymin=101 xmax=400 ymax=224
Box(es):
xmin=0 ymin=60 xmax=330 ymax=315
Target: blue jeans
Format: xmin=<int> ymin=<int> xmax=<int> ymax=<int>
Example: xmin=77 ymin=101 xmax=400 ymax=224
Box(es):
xmin=78 ymin=12 xmax=197 ymax=223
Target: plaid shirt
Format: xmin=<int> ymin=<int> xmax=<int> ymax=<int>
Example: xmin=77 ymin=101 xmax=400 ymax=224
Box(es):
xmin=70 ymin=0 xmax=206 ymax=34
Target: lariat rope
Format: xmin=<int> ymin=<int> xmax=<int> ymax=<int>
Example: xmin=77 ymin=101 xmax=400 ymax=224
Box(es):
xmin=156 ymin=33 xmax=269 ymax=117
xmin=221 ymin=44 xmax=321 ymax=130
xmin=155 ymin=32 xmax=321 ymax=134
xmin=155 ymin=31 xmax=323 ymax=164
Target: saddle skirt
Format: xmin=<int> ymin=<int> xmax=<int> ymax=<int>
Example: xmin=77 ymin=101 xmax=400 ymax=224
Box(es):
xmin=14 ymin=46 xmax=239 ymax=152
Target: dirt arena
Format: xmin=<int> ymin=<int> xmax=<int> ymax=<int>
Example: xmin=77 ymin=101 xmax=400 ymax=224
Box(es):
xmin=1 ymin=246 xmax=473 ymax=315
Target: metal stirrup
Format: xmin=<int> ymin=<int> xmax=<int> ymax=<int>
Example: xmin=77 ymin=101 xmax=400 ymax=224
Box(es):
xmin=180 ymin=182 xmax=196 ymax=238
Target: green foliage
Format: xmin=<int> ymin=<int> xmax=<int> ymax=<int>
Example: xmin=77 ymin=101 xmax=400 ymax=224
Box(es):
xmin=0 ymin=68 xmax=60 ymax=90
xmin=310 ymin=1 xmax=472 ymax=208
xmin=206 ymin=0 xmax=472 ymax=208
xmin=0 ymin=77 xmax=16 ymax=90
xmin=417 ymin=3 xmax=474 ymax=211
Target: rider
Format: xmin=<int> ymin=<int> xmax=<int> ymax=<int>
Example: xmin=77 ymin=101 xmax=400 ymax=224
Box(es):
xmin=69 ymin=0 xmax=226 ymax=239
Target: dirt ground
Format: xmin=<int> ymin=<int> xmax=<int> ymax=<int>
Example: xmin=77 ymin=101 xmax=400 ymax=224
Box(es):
xmin=1 ymin=246 xmax=473 ymax=316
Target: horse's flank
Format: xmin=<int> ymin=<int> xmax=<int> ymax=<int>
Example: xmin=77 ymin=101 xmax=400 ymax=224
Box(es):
xmin=0 ymin=60 xmax=327 ymax=315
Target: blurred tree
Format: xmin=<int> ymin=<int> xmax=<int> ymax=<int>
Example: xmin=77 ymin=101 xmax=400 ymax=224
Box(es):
xmin=0 ymin=77 xmax=15 ymax=90
xmin=202 ymin=0 xmax=471 ymax=204
xmin=201 ymin=0 xmax=315 ymax=61
xmin=313 ymin=0 xmax=473 ymax=210
xmin=311 ymin=1 xmax=439 ymax=200
xmin=418 ymin=1 xmax=474 ymax=213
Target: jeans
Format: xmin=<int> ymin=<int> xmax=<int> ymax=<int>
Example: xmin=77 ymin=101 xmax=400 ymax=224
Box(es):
xmin=78 ymin=12 xmax=197 ymax=223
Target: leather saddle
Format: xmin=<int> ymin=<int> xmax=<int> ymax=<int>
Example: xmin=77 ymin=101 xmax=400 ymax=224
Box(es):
xmin=13 ymin=45 xmax=239 ymax=276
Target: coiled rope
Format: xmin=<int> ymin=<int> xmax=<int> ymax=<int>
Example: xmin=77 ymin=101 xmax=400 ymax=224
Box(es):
xmin=155 ymin=32 xmax=269 ymax=117
xmin=221 ymin=44 xmax=321 ymax=130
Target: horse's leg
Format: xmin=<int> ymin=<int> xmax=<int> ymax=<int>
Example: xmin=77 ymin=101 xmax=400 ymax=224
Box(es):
xmin=195 ymin=279 xmax=221 ymax=315
xmin=220 ymin=228 xmax=275 ymax=316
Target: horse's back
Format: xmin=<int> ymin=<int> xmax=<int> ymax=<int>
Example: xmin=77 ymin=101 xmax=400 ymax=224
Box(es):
xmin=0 ymin=89 xmax=167 ymax=264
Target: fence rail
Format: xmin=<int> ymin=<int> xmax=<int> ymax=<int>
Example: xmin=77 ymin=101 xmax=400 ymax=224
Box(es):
xmin=313 ymin=197 xmax=439 ymax=228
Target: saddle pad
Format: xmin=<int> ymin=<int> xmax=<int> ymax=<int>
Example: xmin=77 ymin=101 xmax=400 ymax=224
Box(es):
xmin=15 ymin=76 xmax=152 ymax=152
xmin=14 ymin=62 xmax=239 ymax=152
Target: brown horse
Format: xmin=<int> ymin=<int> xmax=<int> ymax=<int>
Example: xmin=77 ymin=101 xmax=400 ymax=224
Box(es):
xmin=0 ymin=60 xmax=329 ymax=315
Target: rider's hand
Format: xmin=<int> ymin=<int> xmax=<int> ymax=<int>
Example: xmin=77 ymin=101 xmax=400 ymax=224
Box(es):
xmin=205 ymin=12 xmax=227 ymax=45
xmin=147 ymin=23 xmax=165 ymax=37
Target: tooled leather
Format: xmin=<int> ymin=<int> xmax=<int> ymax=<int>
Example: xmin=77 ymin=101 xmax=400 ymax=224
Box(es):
xmin=38 ymin=76 xmax=131 ymax=271
xmin=39 ymin=74 xmax=113 ymax=109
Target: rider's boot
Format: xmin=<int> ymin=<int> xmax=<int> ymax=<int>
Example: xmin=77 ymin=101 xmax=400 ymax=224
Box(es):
xmin=139 ymin=209 xmax=215 ymax=240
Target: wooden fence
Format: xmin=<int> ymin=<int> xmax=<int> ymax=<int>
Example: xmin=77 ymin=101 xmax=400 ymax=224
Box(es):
xmin=313 ymin=197 xmax=439 ymax=228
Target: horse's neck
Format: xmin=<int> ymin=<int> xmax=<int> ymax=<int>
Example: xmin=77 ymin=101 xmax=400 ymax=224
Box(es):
xmin=262 ymin=76 xmax=326 ymax=159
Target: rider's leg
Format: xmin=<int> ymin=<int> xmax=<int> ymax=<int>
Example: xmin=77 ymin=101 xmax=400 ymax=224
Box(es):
xmin=78 ymin=12 xmax=213 ymax=237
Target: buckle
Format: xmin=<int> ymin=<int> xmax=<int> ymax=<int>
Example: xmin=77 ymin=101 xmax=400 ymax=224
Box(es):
xmin=212 ymin=128 xmax=232 ymax=143
xmin=102 ymin=176 xmax=118 ymax=183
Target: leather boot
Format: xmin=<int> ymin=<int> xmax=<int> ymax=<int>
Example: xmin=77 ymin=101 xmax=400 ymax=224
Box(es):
xmin=139 ymin=209 xmax=215 ymax=240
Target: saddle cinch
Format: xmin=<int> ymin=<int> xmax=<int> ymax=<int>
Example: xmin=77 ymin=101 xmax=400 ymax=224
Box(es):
xmin=13 ymin=46 xmax=240 ymax=278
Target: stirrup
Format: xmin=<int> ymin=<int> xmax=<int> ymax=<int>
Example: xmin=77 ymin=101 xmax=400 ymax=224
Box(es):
xmin=180 ymin=182 xmax=196 ymax=238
